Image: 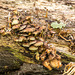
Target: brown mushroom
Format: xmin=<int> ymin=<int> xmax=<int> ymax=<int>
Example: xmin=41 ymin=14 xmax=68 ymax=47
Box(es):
xmin=12 ymin=24 xmax=21 ymax=30
xmin=2 ymin=31 xmax=11 ymax=35
xmin=12 ymin=15 xmax=19 ymax=20
xmin=29 ymin=40 xmax=36 ymax=45
xmin=39 ymin=26 xmax=46 ymax=31
xmin=19 ymin=25 xmax=26 ymax=30
xmin=29 ymin=36 xmax=35 ymax=41
xmin=46 ymin=49 xmax=51 ymax=54
xmin=26 ymin=16 xmax=31 ymax=20
xmin=14 ymin=36 xmax=26 ymax=42
xmin=19 ymin=36 xmax=26 ymax=42
xmin=48 ymin=54 xmax=55 ymax=61
xmin=23 ymin=21 xmax=30 ymax=25
xmin=21 ymin=28 xmax=35 ymax=33
xmin=12 ymin=19 xmax=19 ymax=25
xmin=40 ymin=52 xmax=46 ymax=61
xmin=30 ymin=24 xmax=36 ymax=27
xmin=0 ymin=25 xmax=6 ymax=29
xmin=38 ymin=37 xmax=44 ymax=41
xmin=18 ymin=34 xmax=28 ymax=37
xmin=35 ymin=52 xmax=40 ymax=61
xmin=33 ymin=31 xmax=40 ymax=35
xmin=50 ymin=58 xmax=62 ymax=68
xmin=22 ymin=43 xmax=30 ymax=47
xmin=14 ymin=38 xmax=19 ymax=42
xmin=0 ymin=29 xmax=5 ymax=34
xmin=43 ymin=59 xmax=52 ymax=70
xmin=56 ymin=54 xmax=61 ymax=60
xmin=50 ymin=30 xmax=56 ymax=34
xmin=29 ymin=46 xmax=38 ymax=51
xmin=34 ymin=41 xmax=43 ymax=47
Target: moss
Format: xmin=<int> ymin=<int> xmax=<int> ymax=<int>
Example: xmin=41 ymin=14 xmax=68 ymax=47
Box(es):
xmin=0 ymin=36 xmax=35 ymax=64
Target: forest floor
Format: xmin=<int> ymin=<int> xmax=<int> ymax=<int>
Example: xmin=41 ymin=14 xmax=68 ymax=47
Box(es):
xmin=0 ymin=0 xmax=75 ymax=75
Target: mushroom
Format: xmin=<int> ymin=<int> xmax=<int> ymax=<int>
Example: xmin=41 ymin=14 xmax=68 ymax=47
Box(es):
xmin=34 ymin=41 xmax=43 ymax=47
xmin=19 ymin=25 xmax=26 ymax=31
xmin=0 ymin=25 xmax=6 ymax=30
xmin=29 ymin=36 xmax=35 ymax=41
xmin=19 ymin=36 xmax=26 ymax=42
xmin=0 ymin=29 xmax=5 ymax=34
xmin=48 ymin=54 xmax=55 ymax=61
xmin=46 ymin=49 xmax=51 ymax=54
xmin=43 ymin=59 xmax=52 ymax=70
xmin=23 ymin=21 xmax=30 ymax=25
xmin=40 ymin=52 xmax=46 ymax=61
xmin=50 ymin=58 xmax=62 ymax=68
xmin=14 ymin=38 xmax=19 ymax=42
xmin=18 ymin=34 xmax=28 ymax=37
xmin=2 ymin=31 xmax=11 ymax=35
xmin=12 ymin=15 xmax=19 ymax=20
xmin=33 ymin=31 xmax=40 ymax=35
xmin=26 ymin=16 xmax=31 ymax=20
xmin=21 ymin=28 xmax=35 ymax=33
xmin=12 ymin=24 xmax=21 ymax=30
xmin=13 ymin=10 xmax=18 ymax=15
xmin=56 ymin=54 xmax=61 ymax=60
xmin=29 ymin=46 xmax=38 ymax=51
xmin=29 ymin=40 xmax=36 ymax=45
xmin=30 ymin=24 xmax=36 ymax=27
xmin=14 ymin=36 xmax=26 ymax=42
xmin=38 ymin=37 xmax=44 ymax=41
xmin=12 ymin=19 xmax=19 ymax=25
xmin=50 ymin=30 xmax=56 ymax=34
xmin=22 ymin=43 xmax=30 ymax=47
xmin=39 ymin=26 xmax=46 ymax=31
xmin=35 ymin=52 xmax=40 ymax=61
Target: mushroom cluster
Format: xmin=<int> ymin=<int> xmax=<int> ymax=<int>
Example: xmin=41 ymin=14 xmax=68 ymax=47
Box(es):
xmin=0 ymin=10 xmax=62 ymax=70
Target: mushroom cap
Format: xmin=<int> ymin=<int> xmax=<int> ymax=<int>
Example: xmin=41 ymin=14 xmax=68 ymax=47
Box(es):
xmin=21 ymin=28 xmax=35 ymax=33
xmin=18 ymin=34 xmax=28 ymax=37
xmin=29 ymin=46 xmax=38 ymax=51
xmin=26 ymin=16 xmax=31 ymax=20
xmin=29 ymin=40 xmax=36 ymax=45
xmin=22 ymin=43 xmax=30 ymax=47
xmin=29 ymin=36 xmax=35 ymax=40
xmin=50 ymin=59 xmax=61 ymax=68
xmin=50 ymin=30 xmax=56 ymax=34
xmin=14 ymin=36 xmax=26 ymax=42
xmin=33 ymin=31 xmax=40 ymax=35
xmin=0 ymin=25 xmax=6 ymax=29
xmin=35 ymin=52 xmax=40 ymax=61
xmin=19 ymin=36 xmax=26 ymax=42
xmin=19 ymin=25 xmax=26 ymax=30
xmin=23 ymin=21 xmax=30 ymax=25
xmin=0 ymin=29 xmax=5 ymax=34
xmin=30 ymin=24 xmax=36 ymax=27
xmin=43 ymin=59 xmax=52 ymax=70
xmin=12 ymin=24 xmax=21 ymax=29
xmin=38 ymin=37 xmax=44 ymax=41
xmin=12 ymin=15 xmax=19 ymax=20
xmin=13 ymin=10 xmax=18 ymax=14
xmin=2 ymin=31 xmax=11 ymax=35
xmin=14 ymin=38 xmax=19 ymax=42
xmin=34 ymin=41 xmax=43 ymax=46
xmin=56 ymin=54 xmax=61 ymax=60
xmin=39 ymin=26 xmax=46 ymax=31
xmin=12 ymin=19 xmax=19 ymax=25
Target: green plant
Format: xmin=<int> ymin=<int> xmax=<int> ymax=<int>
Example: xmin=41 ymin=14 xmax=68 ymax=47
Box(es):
xmin=51 ymin=21 xmax=66 ymax=29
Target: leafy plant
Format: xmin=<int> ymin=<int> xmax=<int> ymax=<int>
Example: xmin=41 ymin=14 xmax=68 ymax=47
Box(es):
xmin=51 ymin=21 xmax=66 ymax=29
